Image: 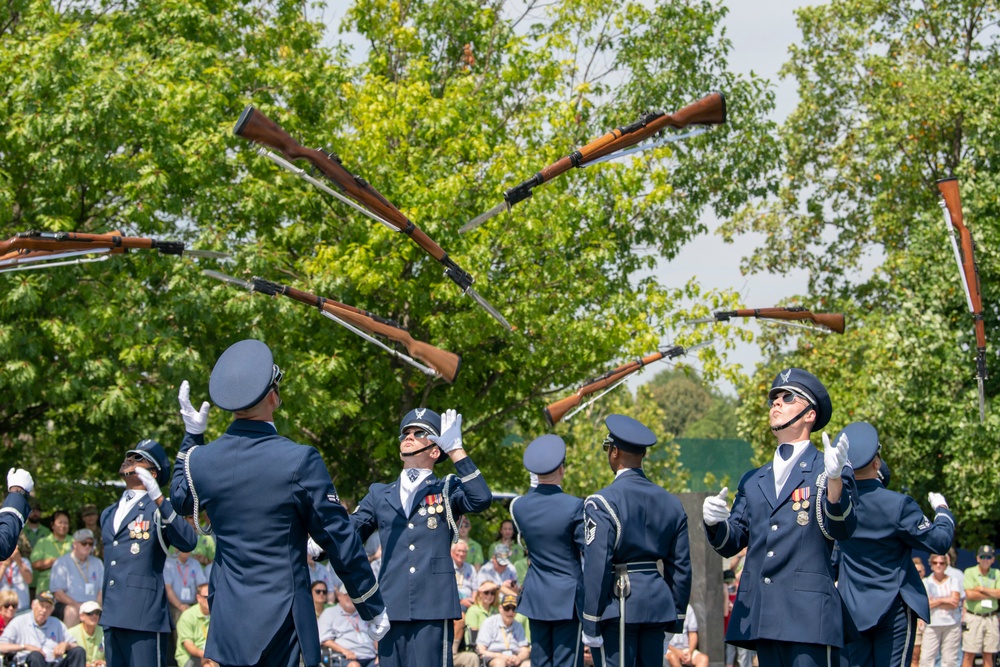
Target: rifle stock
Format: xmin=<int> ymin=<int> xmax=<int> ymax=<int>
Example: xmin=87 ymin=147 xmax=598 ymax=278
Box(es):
xmin=733 ymin=308 xmax=845 ymax=334
xmin=252 ymin=277 xmax=462 ymax=383
xmin=937 ymin=178 xmax=986 ymax=348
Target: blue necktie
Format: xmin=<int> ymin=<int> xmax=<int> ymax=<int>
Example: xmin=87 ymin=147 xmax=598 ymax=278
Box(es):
xmin=778 ymin=444 xmax=793 ymax=461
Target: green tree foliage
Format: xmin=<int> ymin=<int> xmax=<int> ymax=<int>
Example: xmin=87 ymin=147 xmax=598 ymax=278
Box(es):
xmin=723 ymin=0 xmax=999 ymax=545
xmin=0 ymin=0 xmax=776 ymax=511
xmin=642 ymin=367 xmax=739 ymax=439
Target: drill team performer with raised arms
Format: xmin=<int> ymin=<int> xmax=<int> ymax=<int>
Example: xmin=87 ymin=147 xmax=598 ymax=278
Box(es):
xmin=581 ymin=414 xmax=692 ymax=667
xmin=703 ymin=368 xmax=856 ymax=666
xmin=170 ymin=339 xmax=388 ymax=667
xmin=351 ymin=406 xmax=492 ymax=667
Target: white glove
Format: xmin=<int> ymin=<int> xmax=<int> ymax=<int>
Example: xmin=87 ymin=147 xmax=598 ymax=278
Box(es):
xmin=6 ymin=468 xmax=33 ymax=494
xmin=133 ymin=466 xmax=163 ymax=502
xmin=822 ymin=431 xmax=849 ymax=479
xmin=703 ymin=487 xmax=730 ymax=527
xmin=928 ymin=492 xmax=948 ymax=509
xmin=178 ymin=380 xmax=211 ymax=435
xmin=428 ymin=409 xmax=463 ymax=453
xmin=367 ymin=609 xmax=391 ymax=641
xmin=581 ymin=632 xmax=604 ymax=648
xmin=306 ymin=537 xmax=325 ymax=560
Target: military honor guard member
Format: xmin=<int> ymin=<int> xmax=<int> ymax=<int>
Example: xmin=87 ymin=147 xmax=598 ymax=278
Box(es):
xmin=350 ymin=407 xmax=492 ymax=667
xmin=508 ymin=434 xmax=585 ymax=667
xmin=702 ymin=368 xmax=856 ymax=667
xmin=100 ymin=438 xmax=199 ymax=667
xmin=170 ymin=339 xmax=388 ymax=667
xmin=834 ymin=421 xmax=955 ymax=667
xmin=581 ymin=414 xmax=692 ymax=667
xmin=1 ymin=468 xmax=34 ymax=562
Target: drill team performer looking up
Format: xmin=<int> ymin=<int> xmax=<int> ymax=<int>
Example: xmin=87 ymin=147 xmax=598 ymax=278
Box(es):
xmin=170 ymin=339 xmax=388 ymax=667
xmin=351 ymin=407 xmax=492 ymax=667
xmin=703 ymin=368 xmax=856 ymax=667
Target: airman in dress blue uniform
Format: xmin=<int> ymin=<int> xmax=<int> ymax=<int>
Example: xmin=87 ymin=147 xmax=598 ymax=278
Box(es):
xmin=351 ymin=407 xmax=492 ymax=667
xmin=580 ymin=414 xmax=692 ymax=667
xmin=0 ymin=469 xmax=33 ymax=561
xmin=170 ymin=339 xmax=388 ymax=667
xmin=702 ymin=368 xmax=857 ymax=667
xmin=509 ymin=434 xmax=585 ymax=667
xmin=100 ymin=438 xmax=198 ymax=667
xmin=835 ymin=422 xmax=954 ymax=667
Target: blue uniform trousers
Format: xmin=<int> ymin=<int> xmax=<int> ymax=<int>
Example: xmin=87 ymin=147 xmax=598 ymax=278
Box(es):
xmin=216 ymin=611 xmax=306 ymax=667
xmin=105 ymin=628 xmax=169 ymax=667
xmin=378 ymin=619 xmax=453 ymax=667
xmin=591 ymin=622 xmax=666 ymax=667
xmin=842 ymin=595 xmax=914 ymax=667
xmin=528 ymin=618 xmax=583 ymax=667
xmin=756 ymin=639 xmax=840 ymax=667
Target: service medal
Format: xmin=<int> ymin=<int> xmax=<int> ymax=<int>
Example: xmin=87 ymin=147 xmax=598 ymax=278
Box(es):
xmin=436 ymin=504 xmax=444 ymax=514
xmin=796 ymin=511 xmax=809 ymax=526
xmin=801 ymin=500 xmax=810 ymax=509
xmin=792 ymin=502 xmax=801 ymax=511
xmin=142 ymin=531 xmax=150 ymax=540
xmin=428 ymin=516 xmax=438 ymax=529
xmin=418 ymin=506 xmax=428 ymax=516
xmin=130 ymin=543 xmax=140 ymax=555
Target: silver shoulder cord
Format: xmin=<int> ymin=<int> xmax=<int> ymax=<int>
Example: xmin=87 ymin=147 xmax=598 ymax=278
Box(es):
xmin=815 ymin=472 xmax=832 ymax=540
xmin=153 ymin=506 xmax=170 ymax=554
xmin=508 ymin=496 xmax=525 ymax=552
xmin=181 ymin=446 xmax=213 ymax=536
xmin=441 ymin=474 xmax=459 ymax=543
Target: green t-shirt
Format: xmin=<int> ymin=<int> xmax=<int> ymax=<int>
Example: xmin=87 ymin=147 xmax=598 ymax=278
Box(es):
xmin=487 ymin=540 xmax=525 ymax=564
xmin=23 ymin=525 xmax=51 ymax=550
xmin=67 ymin=623 xmax=105 ymax=664
xmin=30 ymin=534 xmax=72 ymax=593
xmin=964 ymin=565 xmax=1000 ymax=615
xmin=192 ymin=533 xmax=216 ymax=564
xmin=175 ymin=604 xmax=210 ymax=666
xmin=465 ymin=538 xmax=485 ymax=568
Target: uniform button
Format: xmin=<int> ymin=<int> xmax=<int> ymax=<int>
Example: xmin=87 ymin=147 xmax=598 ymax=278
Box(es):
xmin=771 ymin=525 xmax=777 ymax=532
xmin=409 ymin=567 xmax=416 ymax=573
xmin=113 ymin=540 xmax=119 ymax=546
xmin=764 ymin=577 xmax=771 ymax=584
xmin=408 ymin=545 xmax=415 ymax=551
xmin=767 ymin=551 xmax=774 ymax=558
xmin=799 ymin=462 xmax=807 ymax=468
xmin=408 ymin=523 xmax=414 ymax=529
xmin=111 ymin=561 xmax=117 ymax=566
xmin=109 ymin=580 xmax=115 ymax=586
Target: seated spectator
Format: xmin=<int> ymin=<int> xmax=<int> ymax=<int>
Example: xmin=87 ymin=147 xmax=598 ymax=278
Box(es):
xmin=465 ymin=581 xmax=500 ymax=638
xmin=0 ymin=548 xmax=33 ymax=612
xmin=312 ymin=580 xmax=330 ymax=621
xmin=67 ymin=600 xmax=104 ymax=667
xmin=175 ymin=583 xmax=216 ymax=667
xmin=164 ymin=549 xmax=206 ymax=628
xmin=0 ymin=590 xmax=18 ymax=633
xmin=319 ymin=584 xmax=377 ymax=667
xmin=453 ymin=540 xmax=476 ymax=608
xmin=458 ymin=516 xmax=484 ymax=570
xmin=50 ymin=529 xmax=103 ymax=628
xmin=665 ymin=604 xmax=709 ymax=667
xmin=0 ymin=591 xmax=86 ymax=666
xmin=308 ymin=552 xmax=337 ymax=605
xmin=78 ymin=506 xmax=102 ymax=561
xmin=476 ymin=593 xmax=530 ymax=667
xmin=476 ymin=545 xmax=519 ymax=593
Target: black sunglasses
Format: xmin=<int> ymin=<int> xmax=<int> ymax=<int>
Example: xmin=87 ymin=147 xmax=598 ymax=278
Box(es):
xmin=501 ymin=605 xmax=516 ymax=611
xmin=314 ymin=589 xmax=328 ymax=595
xmin=1 ymin=603 xmax=17 ymax=609
xmin=83 ymin=610 xmax=102 ymax=617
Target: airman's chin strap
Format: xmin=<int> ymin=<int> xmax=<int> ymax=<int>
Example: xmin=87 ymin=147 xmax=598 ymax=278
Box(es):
xmin=770 ymin=404 xmax=814 ymax=433
xmin=401 ymin=443 xmax=438 ymax=457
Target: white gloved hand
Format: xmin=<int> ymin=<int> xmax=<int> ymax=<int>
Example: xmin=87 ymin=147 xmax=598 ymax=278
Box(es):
xmin=134 ymin=466 xmax=163 ymax=502
xmin=306 ymin=537 xmax=326 ymax=561
xmin=581 ymin=632 xmax=604 ymax=648
xmin=703 ymin=487 xmax=730 ymax=527
xmin=928 ymin=492 xmax=948 ymax=509
xmin=428 ymin=409 xmax=463 ymax=453
xmin=178 ymin=380 xmax=211 ymax=435
xmin=6 ymin=468 xmax=33 ymax=494
xmin=7 ymin=468 xmax=35 ymax=493
xmin=367 ymin=609 xmax=391 ymax=641
xmin=822 ymin=431 xmax=849 ymax=479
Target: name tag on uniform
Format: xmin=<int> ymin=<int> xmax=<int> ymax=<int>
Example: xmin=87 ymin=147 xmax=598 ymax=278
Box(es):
xmin=85 ymin=583 xmax=95 ymax=596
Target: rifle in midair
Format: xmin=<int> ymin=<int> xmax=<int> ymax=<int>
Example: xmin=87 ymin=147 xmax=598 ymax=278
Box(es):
xmin=459 ymin=92 xmax=727 ymax=233
xmin=937 ymin=177 xmax=988 ymax=422
xmin=686 ymin=307 xmax=845 ymax=335
xmin=233 ymin=106 xmax=512 ymax=331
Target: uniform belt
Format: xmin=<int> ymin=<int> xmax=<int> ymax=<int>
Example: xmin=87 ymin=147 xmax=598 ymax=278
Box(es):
xmin=612 ymin=560 xmax=659 ymax=574
xmin=969 ymin=609 xmax=999 ymax=617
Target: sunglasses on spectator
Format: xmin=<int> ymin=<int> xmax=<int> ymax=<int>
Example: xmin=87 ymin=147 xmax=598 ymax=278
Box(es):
xmin=930 ymin=560 xmax=947 ymax=565
xmin=314 ymin=590 xmax=328 ymax=595
xmin=82 ymin=611 xmax=102 ymax=617
xmin=501 ymin=605 xmax=516 ymax=611
xmin=80 ymin=542 xmax=94 ymax=547
xmin=481 ymin=591 xmax=496 ymax=596
xmin=399 ymin=429 xmax=431 ymax=441
xmin=767 ymin=391 xmax=805 ymax=408
xmin=1 ymin=603 xmax=17 ymax=609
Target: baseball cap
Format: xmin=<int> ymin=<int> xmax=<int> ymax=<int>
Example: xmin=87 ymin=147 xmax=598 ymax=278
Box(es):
xmin=36 ymin=591 xmax=55 ymax=606
xmin=79 ymin=600 xmax=102 ymax=614
xmin=499 ymin=593 xmax=517 ymax=608
xmin=978 ymin=545 xmax=995 ymax=559
xmin=73 ymin=528 xmax=94 ymax=542
xmin=493 ymin=543 xmax=511 ymax=565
